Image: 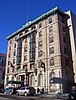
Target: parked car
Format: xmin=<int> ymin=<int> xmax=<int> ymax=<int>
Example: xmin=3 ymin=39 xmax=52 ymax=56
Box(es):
xmin=16 ymin=86 xmax=35 ymax=96
xmin=68 ymin=90 xmax=76 ymax=99
xmin=4 ymin=87 xmax=17 ymax=94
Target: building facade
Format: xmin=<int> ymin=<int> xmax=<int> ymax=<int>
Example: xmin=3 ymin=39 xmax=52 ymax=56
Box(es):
xmin=66 ymin=11 xmax=76 ymax=83
xmin=5 ymin=7 xmax=74 ymax=93
xmin=0 ymin=53 xmax=6 ymax=84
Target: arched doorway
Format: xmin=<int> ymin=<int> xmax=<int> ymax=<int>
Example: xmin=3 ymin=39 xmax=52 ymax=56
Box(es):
xmin=38 ymin=73 xmax=43 ymax=88
xmin=30 ymin=74 xmax=35 ymax=86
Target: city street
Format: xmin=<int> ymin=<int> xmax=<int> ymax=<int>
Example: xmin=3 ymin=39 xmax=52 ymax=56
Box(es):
xmin=0 ymin=93 xmax=61 ymax=100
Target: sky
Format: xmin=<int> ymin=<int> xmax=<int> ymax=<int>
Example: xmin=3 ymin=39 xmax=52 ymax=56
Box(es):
xmin=0 ymin=0 xmax=76 ymax=54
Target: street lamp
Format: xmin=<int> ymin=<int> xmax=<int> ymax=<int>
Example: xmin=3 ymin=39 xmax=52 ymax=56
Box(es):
xmin=35 ymin=46 xmax=46 ymax=93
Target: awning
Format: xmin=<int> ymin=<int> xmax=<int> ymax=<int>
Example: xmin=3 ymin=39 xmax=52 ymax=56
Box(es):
xmin=8 ymin=80 xmax=24 ymax=84
xmin=50 ymin=77 xmax=75 ymax=86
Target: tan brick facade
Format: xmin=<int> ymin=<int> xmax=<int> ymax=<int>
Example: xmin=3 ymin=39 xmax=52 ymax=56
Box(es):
xmin=5 ymin=7 xmax=74 ymax=93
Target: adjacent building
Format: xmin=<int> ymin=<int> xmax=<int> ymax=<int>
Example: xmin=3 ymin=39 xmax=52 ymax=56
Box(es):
xmin=5 ymin=7 xmax=74 ymax=93
xmin=0 ymin=53 xmax=6 ymax=85
xmin=66 ymin=11 xmax=76 ymax=83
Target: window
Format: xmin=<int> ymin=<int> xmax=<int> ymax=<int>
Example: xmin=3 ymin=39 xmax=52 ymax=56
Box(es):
xmin=25 ymin=37 xmax=27 ymax=43
xmin=12 ymin=68 xmax=14 ymax=72
xmin=31 ymin=75 xmax=35 ymax=86
xmin=9 ymin=46 xmax=11 ymax=50
xmin=30 ymin=63 xmax=35 ymax=70
xmin=13 ymin=59 xmax=15 ymax=64
xmin=49 ymin=36 xmax=54 ymax=43
xmin=8 ymin=61 xmax=10 ymax=65
xmin=31 ymin=25 xmax=36 ymax=30
xmin=8 ymin=54 xmax=10 ymax=58
xmin=38 ymin=73 xmax=43 ymax=86
xmin=64 ymin=47 xmax=67 ymax=54
xmin=49 ymin=47 xmax=54 ymax=54
xmin=23 ymin=64 xmax=27 ymax=69
xmin=19 ymin=33 xmax=22 ymax=36
xmin=38 ymin=40 xmax=42 ymax=47
xmin=49 ymin=26 xmax=53 ymax=32
xmin=25 ymin=29 xmax=29 ymax=33
xmin=50 ymin=57 xmax=54 ymax=66
xmin=63 ymin=27 xmax=65 ymax=32
xmin=49 ymin=17 xmax=52 ymax=23
xmin=39 ymin=23 xmax=42 ymax=28
xmin=65 ymin=58 xmax=68 ymax=66
xmin=13 ymin=51 xmax=16 ymax=56
xmin=14 ymin=43 xmax=16 ymax=48
xmin=39 ymin=31 xmax=42 ymax=37
xmin=24 ymin=47 xmax=27 ymax=52
xmin=24 ymin=55 xmax=27 ymax=61
xmin=62 ymin=18 xmax=65 ymax=23
xmin=63 ymin=37 xmax=66 ymax=43
xmin=7 ymin=67 xmax=9 ymax=73
xmin=38 ymin=51 xmax=42 ymax=57
xmin=10 ymin=40 xmax=12 ymax=44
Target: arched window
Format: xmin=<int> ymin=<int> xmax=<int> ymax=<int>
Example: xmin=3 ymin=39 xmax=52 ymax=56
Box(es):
xmin=38 ymin=73 xmax=43 ymax=87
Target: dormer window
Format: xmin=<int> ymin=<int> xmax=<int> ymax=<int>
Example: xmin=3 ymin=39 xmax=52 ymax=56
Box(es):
xmin=49 ymin=17 xmax=52 ymax=24
xmin=39 ymin=23 xmax=42 ymax=28
xmin=31 ymin=25 xmax=36 ymax=30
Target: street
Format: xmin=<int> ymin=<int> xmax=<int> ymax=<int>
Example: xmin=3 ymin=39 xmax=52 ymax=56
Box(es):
xmin=0 ymin=93 xmax=61 ymax=100
xmin=0 ymin=93 xmax=50 ymax=100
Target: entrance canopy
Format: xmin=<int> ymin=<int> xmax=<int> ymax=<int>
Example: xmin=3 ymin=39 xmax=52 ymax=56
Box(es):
xmin=8 ymin=80 xmax=24 ymax=84
xmin=50 ymin=77 xmax=76 ymax=86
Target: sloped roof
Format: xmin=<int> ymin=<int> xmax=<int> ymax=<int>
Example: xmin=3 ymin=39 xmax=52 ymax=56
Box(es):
xmin=7 ymin=7 xmax=68 ymax=40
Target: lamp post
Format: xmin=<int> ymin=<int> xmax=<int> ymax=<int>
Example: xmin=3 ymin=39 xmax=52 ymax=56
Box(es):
xmin=35 ymin=47 xmax=46 ymax=93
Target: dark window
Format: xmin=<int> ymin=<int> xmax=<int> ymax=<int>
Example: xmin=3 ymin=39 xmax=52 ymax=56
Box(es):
xmin=62 ymin=18 xmax=65 ymax=23
xmin=19 ymin=33 xmax=22 ymax=36
xmin=25 ymin=29 xmax=29 ymax=33
xmin=50 ymin=57 xmax=54 ymax=66
xmin=65 ymin=58 xmax=68 ymax=66
xmin=23 ymin=64 xmax=27 ymax=69
xmin=49 ymin=17 xmax=52 ymax=23
xmin=49 ymin=26 xmax=53 ymax=32
xmin=63 ymin=27 xmax=65 ymax=32
xmin=8 ymin=54 xmax=10 ymax=58
xmin=31 ymin=25 xmax=36 ymax=30
xmin=12 ymin=68 xmax=14 ymax=72
xmin=49 ymin=47 xmax=54 ymax=54
xmin=29 ymin=33 xmax=36 ymax=62
xmin=39 ymin=23 xmax=42 ymax=28
xmin=25 ymin=37 xmax=27 ymax=43
xmin=38 ymin=40 xmax=42 ymax=47
xmin=9 ymin=46 xmax=11 ymax=50
xmin=64 ymin=47 xmax=67 ymax=54
xmin=24 ymin=55 xmax=27 ymax=61
xmin=8 ymin=61 xmax=10 ymax=65
xmin=39 ymin=31 xmax=42 ymax=37
xmin=13 ymin=51 xmax=16 ymax=56
xmin=49 ymin=36 xmax=54 ymax=43
xmin=14 ymin=43 xmax=16 ymax=48
xmin=24 ymin=47 xmax=27 ymax=52
xmin=7 ymin=67 xmax=9 ymax=73
xmin=13 ymin=59 xmax=15 ymax=64
xmin=10 ymin=40 xmax=12 ymax=44
xmin=38 ymin=51 xmax=42 ymax=57
xmin=63 ymin=37 xmax=66 ymax=43
xmin=30 ymin=63 xmax=35 ymax=70
xmin=16 ymin=39 xmax=22 ymax=64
